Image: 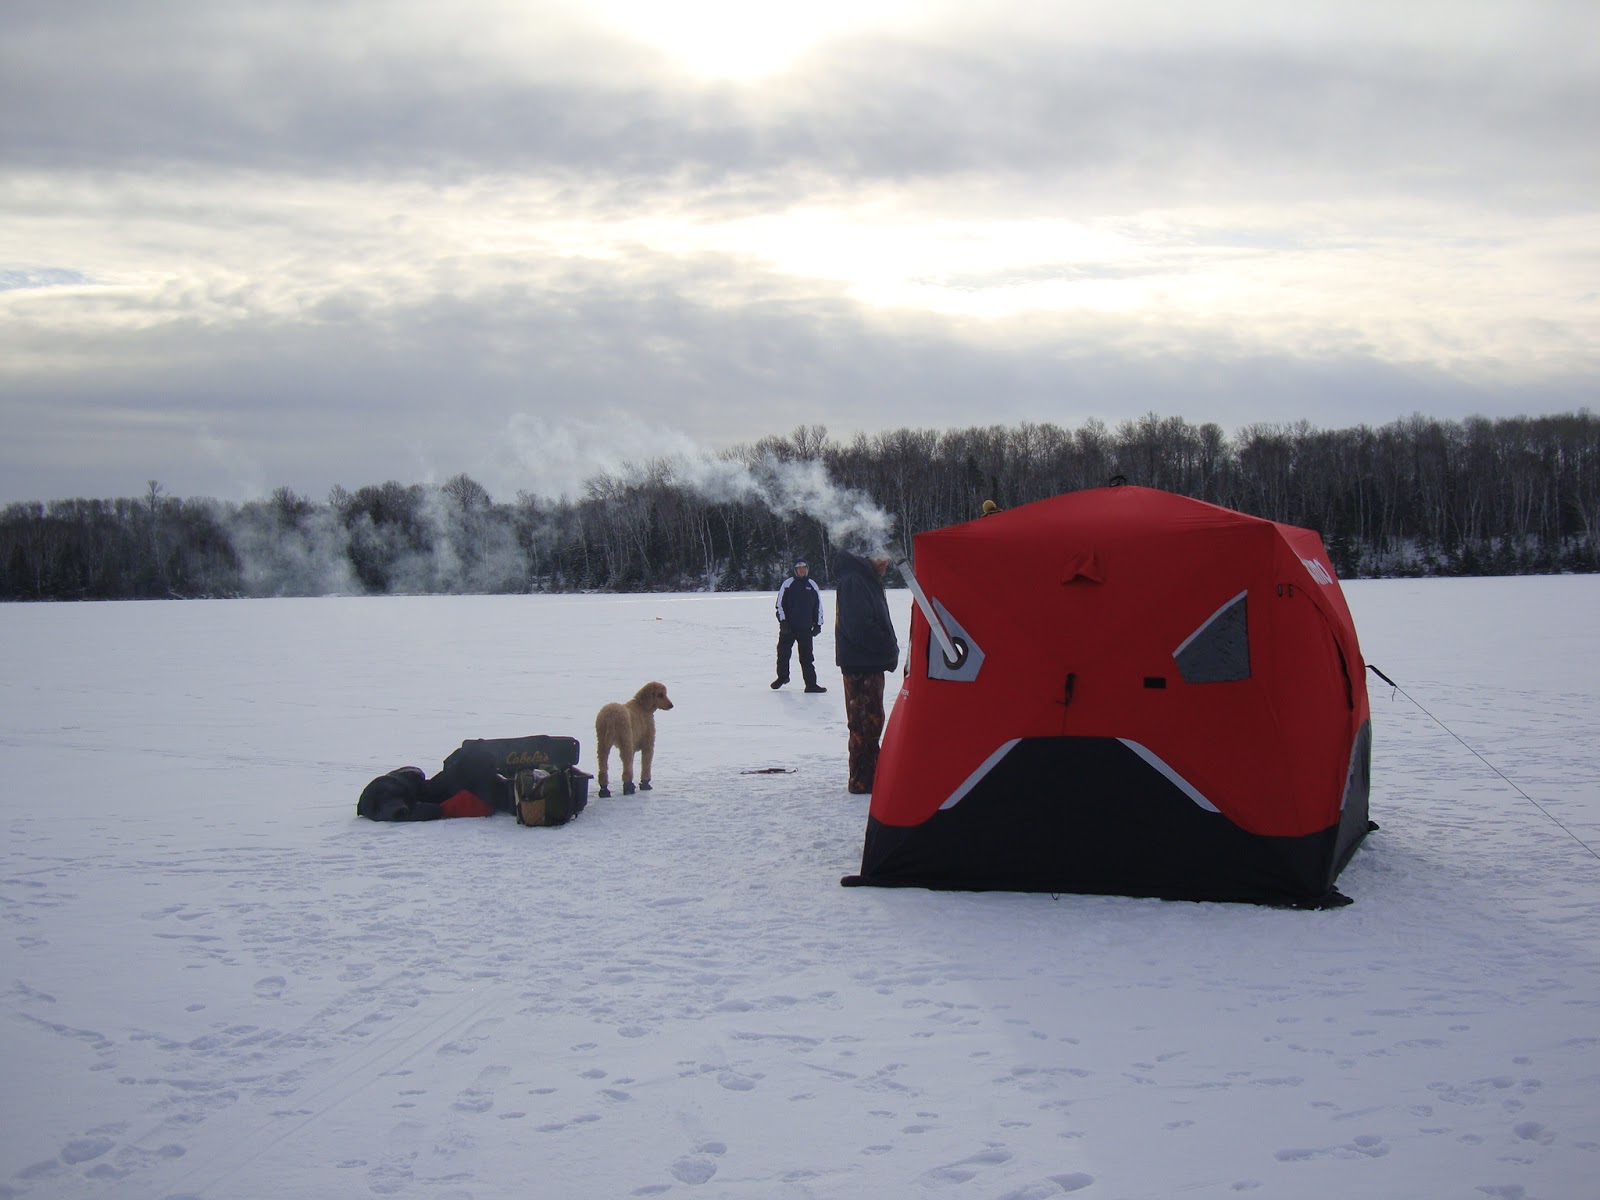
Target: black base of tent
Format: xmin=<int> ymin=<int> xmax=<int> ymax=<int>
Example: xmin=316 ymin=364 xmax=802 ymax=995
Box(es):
xmin=842 ymin=735 xmax=1371 ymax=908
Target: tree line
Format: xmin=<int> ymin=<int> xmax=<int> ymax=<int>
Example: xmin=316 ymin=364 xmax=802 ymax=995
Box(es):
xmin=3 ymin=410 xmax=1598 ymax=601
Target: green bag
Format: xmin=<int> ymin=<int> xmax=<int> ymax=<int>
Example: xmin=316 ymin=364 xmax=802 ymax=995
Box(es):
xmin=513 ymin=766 xmax=592 ymax=827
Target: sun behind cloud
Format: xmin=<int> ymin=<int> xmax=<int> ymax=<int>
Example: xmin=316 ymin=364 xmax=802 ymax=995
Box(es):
xmin=573 ymin=0 xmax=926 ymax=79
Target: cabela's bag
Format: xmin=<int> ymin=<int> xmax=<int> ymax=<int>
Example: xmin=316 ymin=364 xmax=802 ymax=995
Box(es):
xmin=456 ymin=735 xmax=580 ymax=776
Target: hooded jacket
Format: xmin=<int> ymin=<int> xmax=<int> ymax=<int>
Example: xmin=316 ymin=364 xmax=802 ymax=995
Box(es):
xmin=833 ymin=550 xmax=899 ymax=673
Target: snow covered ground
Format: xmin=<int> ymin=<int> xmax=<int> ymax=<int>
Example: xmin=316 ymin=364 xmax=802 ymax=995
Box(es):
xmin=3 ymin=576 xmax=1598 ymax=1200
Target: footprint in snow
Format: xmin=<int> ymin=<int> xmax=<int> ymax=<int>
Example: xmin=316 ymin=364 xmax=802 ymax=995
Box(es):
xmin=60 ymin=1136 xmax=116 ymax=1164
xmin=924 ymin=1147 xmax=1014 ymax=1184
xmin=367 ymin=1159 xmax=415 ymax=1196
xmin=1049 ymin=1175 xmax=1095 ymax=1194
xmin=1512 ymin=1121 xmax=1555 ymax=1145
xmin=669 ymin=1156 xmax=717 ymax=1185
xmin=253 ymin=976 xmax=286 ymax=999
xmin=451 ymin=1089 xmax=494 ymax=1114
xmin=1275 ymin=1136 xmax=1389 ymax=1162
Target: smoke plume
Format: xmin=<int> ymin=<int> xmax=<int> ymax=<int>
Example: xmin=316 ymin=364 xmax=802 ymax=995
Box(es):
xmin=672 ymin=452 xmax=897 ymax=558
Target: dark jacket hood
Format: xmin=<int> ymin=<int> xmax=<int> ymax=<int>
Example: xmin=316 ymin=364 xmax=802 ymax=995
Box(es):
xmin=833 ymin=550 xmax=899 ymax=673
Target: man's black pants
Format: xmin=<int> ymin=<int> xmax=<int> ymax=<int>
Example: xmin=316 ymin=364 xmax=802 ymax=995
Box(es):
xmin=775 ymin=623 xmax=818 ymax=687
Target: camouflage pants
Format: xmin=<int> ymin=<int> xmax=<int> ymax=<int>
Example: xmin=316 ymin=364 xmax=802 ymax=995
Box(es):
xmin=842 ymin=671 xmax=886 ymax=793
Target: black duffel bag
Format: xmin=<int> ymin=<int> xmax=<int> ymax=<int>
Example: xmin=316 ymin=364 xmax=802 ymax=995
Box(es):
xmin=357 ymin=767 xmax=446 ymax=822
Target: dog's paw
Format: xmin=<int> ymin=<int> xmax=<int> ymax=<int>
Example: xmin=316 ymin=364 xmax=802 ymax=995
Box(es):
xmin=598 ymin=787 xmax=612 ymax=798
xmin=623 ymin=782 xmax=637 ymax=795
xmin=639 ymin=780 xmax=652 ymax=791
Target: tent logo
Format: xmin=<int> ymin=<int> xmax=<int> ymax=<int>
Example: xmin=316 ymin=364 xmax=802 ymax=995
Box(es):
xmin=1301 ymin=557 xmax=1335 ymax=586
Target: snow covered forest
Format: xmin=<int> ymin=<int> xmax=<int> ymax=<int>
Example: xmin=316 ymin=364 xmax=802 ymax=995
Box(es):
xmin=4 ymin=411 xmax=1598 ymax=601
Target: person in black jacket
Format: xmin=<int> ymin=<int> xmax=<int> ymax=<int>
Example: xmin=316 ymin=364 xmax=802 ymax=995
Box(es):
xmin=833 ymin=549 xmax=899 ymax=793
xmin=772 ymin=561 xmax=827 ymax=692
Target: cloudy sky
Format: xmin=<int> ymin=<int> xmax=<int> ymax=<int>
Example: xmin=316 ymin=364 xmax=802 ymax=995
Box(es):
xmin=3 ymin=0 xmax=1596 ymax=505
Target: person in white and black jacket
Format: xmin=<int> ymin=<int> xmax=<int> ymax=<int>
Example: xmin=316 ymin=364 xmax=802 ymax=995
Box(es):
xmin=772 ymin=560 xmax=827 ymax=692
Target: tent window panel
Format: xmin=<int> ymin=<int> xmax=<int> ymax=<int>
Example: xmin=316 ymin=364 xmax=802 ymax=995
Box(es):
xmin=1174 ymin=591 xmax=1251 ymax=683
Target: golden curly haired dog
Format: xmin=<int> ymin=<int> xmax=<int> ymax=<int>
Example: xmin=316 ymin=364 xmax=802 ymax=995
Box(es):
xmin=594 ymin=681 xmax=674 ymax=798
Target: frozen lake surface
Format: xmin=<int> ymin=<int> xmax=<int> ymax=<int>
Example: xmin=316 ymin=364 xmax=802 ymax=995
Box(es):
xmin=3 ymin=576 xmax=1598 ymax=1199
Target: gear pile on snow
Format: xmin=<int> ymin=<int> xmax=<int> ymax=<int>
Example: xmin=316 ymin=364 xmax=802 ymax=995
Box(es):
xmin=843 ymin=484 xmax=1375 ymax=907
xmin=357 ymin=735 xmax=591 ymax=826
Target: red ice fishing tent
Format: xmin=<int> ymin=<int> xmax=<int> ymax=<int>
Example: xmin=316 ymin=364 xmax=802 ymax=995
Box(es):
xmin=843 ymin=485 xmax=1374 ymax=907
